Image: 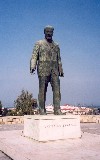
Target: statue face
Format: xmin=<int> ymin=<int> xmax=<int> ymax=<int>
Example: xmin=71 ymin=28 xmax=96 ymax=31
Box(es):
xmin=44 ymin=29 xmax=53 ymax=41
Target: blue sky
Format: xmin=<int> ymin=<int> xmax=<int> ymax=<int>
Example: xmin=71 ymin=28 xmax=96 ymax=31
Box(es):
xmin=0 ymin=0 xmax=100 ymax=107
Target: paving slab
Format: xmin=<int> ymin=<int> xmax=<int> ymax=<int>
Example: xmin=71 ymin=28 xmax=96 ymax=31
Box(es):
xmin=0 ymin=151 xmax=12 ymax=160
xmin=0 ymin=124 xmax=100 ymax=160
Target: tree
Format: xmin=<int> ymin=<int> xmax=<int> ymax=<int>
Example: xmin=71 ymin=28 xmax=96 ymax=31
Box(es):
xmin=14 ymin=90 xmax=34 ymax=115
xmin=2 ymin=108 xmax=8 ymax=116
xmin=0 ymin=101 xmax=2 ymax=115
xmin=0 ymin=101 xmax=2 ymax=109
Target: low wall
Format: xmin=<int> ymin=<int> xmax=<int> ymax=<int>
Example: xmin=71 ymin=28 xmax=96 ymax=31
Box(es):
xmin=0 ymin=115 xmax=100 ymax=124
xmin=80 ymin=115 xmax=100 ymax=123
xmin=0 ymin=116 xmax=24 ymax=124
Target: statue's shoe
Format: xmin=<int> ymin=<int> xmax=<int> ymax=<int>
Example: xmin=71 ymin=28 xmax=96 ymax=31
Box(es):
xmin=54 ymin=109 xmax=66 ymax=115
xmin=39 ymin=109 xmax=47 ymax=115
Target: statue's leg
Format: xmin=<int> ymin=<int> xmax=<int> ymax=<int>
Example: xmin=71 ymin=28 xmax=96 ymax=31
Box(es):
xmin=38 ymin=76 xmax=48 ymax=115
xmin=50 ymin=75 xmax=62 ymax=114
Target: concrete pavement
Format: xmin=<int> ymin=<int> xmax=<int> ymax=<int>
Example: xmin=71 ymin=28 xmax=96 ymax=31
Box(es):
xmin=0 ymin=151 xmax=12 ymax=160
xmin=0 ymin=123 xmax=100 ymax=160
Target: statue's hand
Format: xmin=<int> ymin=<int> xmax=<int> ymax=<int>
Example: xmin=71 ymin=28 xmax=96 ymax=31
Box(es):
xmin=59 ymin=72 xmax=64 ymax=77
xmin=58 ymin=64 xmax=64 ymax=77
xmin=30 ymin=68 xmax=35 ymax=74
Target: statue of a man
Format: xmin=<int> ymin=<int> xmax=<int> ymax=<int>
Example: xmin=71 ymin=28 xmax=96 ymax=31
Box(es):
xmin=30 ymin=25 xmax=64 ymax=115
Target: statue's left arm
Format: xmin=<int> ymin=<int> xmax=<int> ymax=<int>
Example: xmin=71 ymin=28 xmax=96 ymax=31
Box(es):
xmin=57 ymin=45 xmax=64 ymax=77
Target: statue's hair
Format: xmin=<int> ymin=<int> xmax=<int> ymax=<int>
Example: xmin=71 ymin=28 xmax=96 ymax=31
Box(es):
xmin=44 ymin=25 xmax=54 ymax=33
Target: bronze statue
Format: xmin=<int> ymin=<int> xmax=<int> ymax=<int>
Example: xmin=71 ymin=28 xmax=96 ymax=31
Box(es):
xmin=30 ymin=25 xmax=64 ymax=115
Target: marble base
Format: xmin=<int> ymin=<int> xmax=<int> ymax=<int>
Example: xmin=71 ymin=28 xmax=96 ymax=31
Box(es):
xmin=24 ymin=115 xmax=81 ymax=141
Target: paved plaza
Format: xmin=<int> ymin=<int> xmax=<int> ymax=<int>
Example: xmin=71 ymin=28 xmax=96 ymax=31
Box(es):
xmin=0 ymin=151 xmax=12 ymax=160
xmin=0 ymin=123 xmax=100 ymax=160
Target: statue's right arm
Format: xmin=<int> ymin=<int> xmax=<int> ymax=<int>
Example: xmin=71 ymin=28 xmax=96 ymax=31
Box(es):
xmin=30 ymin=42 xmax=40 ymax=73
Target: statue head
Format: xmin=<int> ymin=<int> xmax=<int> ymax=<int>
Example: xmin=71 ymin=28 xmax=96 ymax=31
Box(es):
xmin=44 ymin=25 xmax=54 ymax=42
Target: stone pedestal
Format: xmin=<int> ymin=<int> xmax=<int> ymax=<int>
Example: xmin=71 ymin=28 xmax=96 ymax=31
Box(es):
xmin=24 ymin=115 xmax=81 ymax=141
